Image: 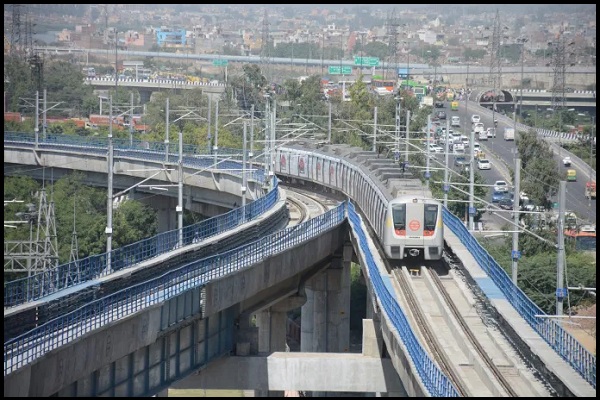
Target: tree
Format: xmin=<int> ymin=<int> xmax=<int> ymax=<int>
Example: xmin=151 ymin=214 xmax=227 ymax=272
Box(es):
xmin=516 ymin=130 xmax=560 ymax=208
xmin=112 ymin=200 xmax=157 ymax=248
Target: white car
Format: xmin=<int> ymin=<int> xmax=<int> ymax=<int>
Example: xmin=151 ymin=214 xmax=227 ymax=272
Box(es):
xmin=562 ymin=156 xmax=571 ymax=166
xmin=486 ymin=127 xmax=496 ymax=138
xmin=451 ymin=116 xmax=460 ymax=127
xmin=477 ymin=158 xmax=491 ymax=170
xmin=494 ymin=180 xmax=509 ymax=192
xmin=428 ymin=144 xmax=444 ymax=154
xmin=471 ymin=114 xmax=481 ymax=124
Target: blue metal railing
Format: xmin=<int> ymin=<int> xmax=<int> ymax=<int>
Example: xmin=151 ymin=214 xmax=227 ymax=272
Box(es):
xmin=443 ymin=208 xmax=596 ymax=389
xmin=4 ymin=131 xmax=249 ymax=160
xmin=4 ymin=177 xmax=279 ymax=308
xmin=4 ymin=202 xmax=346 ymax=376
xmin=347 ymin=202 xmax=458 ymax=397
xmin=4 ymin=132 xmax=264 ymax=182
xmin=4 ymin=134 xmax=275 ymax=307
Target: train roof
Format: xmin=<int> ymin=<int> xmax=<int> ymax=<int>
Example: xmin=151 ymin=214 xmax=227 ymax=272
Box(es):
xmin=389 ymin=194 xmax=440 ymax=204
xmin=280 ymin=142 xmax=434 ymax=201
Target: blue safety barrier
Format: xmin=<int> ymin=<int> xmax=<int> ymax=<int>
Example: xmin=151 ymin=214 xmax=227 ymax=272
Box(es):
xmin=443 ymin=208 xmax=596 ymax=389
xmin=4 ymin=178 xmax=279 ymax=308
xmin=4 ymin=137 xmax=274 ymax=308
xmin=4 ymin=132 xmax=257 ymax=159
xmin=4 ymin=202 xmax=346 ymax=376
xmin=347 ymin=202 xmax=459 ymax=397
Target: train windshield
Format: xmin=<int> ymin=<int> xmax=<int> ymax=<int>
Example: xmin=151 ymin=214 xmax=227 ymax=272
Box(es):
xmin=392 ymin=204 xmax=406 ymax=233
xmin=424 ymin=204 xmax=438 ymax=232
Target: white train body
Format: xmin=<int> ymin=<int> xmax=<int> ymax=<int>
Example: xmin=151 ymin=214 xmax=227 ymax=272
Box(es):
xmin=382 ymin=195 xmax=444 ymax=260
xmin=274 ymin=144 xmax=444 ymax=261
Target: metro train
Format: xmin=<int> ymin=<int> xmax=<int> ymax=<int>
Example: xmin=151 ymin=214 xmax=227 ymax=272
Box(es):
xmin=274 ymin=144 xmax=444 ymax=261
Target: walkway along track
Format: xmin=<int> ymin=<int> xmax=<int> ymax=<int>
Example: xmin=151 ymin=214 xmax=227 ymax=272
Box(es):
xmin=390 ymin=261 xmax=550 ymax=397
xmin=357 ymin=199 xmax=552 ymax=398
xmin=427 ymin=268 xmax=518 ymax=397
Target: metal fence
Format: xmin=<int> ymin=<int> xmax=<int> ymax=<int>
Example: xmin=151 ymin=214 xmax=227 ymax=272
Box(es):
xmin=4 ymin=131 xmax=257 ymax=166
xmin=443 ymin=208 xmax=596 ymax=389
xmin=347 ymin=202 xmax=459 ymax=397
xmin=4 ymin=134 xmax=275 ymax=307
xmin=4 ymin=177 xmax=279 ymax=308
xmin=4 ymin=202 xmax=346 ymax=376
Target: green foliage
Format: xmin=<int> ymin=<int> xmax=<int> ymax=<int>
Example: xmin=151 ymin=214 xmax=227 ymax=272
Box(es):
xmin=516 ymin=130 xmax=560 ymax=208
xmin=479 ymin=234 xmax=596 ymax=314
xmin=4 ymin=55 xmax=35 ymax=113
xmin=361 ymin=41 xmax=390 ymax=60
xmin=4 ymin=176 xmax=41 ymax=242
xmin=422 ymin=45 xmax=442 ymax=63
xmin=350 ymin=263 xmax=367 ymax=332
xmin=112 ymin=200 xmax=158 ymax=248
xmin=4 ymin=173 xmax=159 ymax=266
xmin=463 ymin=48 xmax=487 ymax=62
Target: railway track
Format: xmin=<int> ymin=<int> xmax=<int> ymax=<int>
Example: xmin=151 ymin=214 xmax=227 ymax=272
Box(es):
xmin=284 ymin=186 xmax=337 ymax=226
xmin=348 ymin=188 xmax=552 ymax=397
xmin=389 ymin=260 xmax=550 ymax=397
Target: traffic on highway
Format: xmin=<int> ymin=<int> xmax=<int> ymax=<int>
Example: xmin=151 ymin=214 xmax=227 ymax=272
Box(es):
xmin=446 ymin=99 xmax=596 ymax=230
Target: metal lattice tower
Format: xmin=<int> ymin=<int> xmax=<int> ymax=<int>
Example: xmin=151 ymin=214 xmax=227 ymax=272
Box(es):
xmin=35 ymin=185 xmax=59 ymax=272
xmin=385 ymin=10 xmax=399 ymax=81
xmin=550 ymin=28 xmax=568 ymax=112
xmin=9 ymin=4 xmax=24 ymax=56
xmin=260 ymin=10 xmax=271 ymax=83
xmin=69 ymin=195 xmax=79 ymax=265
xmin=24 ymin=7 xmax=37 ymax=57
xmin=489 ymin=9 xmax=502 ymax=92
xmin=3 ymin=184 xmax=59 ymax=275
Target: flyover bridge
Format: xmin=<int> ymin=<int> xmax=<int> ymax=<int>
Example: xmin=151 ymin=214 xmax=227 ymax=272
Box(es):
xmin=3 ymin=134 xmax=595 ymax=397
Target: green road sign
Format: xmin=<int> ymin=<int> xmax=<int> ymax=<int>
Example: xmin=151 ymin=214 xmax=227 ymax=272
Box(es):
xmin=354 ymin=56 xmax=379 ymax=67
xmin=212 ymin=59 xmax=228 ymax=66
xmin=328 ymin=66 xmax=352 ymax=75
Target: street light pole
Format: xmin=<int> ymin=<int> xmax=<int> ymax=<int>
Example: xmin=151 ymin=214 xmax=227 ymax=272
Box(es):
xmin=177 ymin=129 xmax=183 ymax=248
xmin=213 ymin=99 xmax=219 ymax=165
xmin=518 ymin=38 xmax=527 ymax=121
xmin=106 ymin=95 xmax=114 ymax=271
xmin=372 ymin=106 xmax=377 ymax=153
xmin=556 ymin=180 xmax=567 ymax=319
xmin=394 ymin=96 xmax=401 ymax=165
xmin=425 ymin=115 xmax=431 ymax=189
xmin=511 ymin=157 xmax=521 ymax=285
xmin=405 ymin=109 xmax=410 ymax=165
xmin=443 ymin=118 xmax=450 ymax=207
xmin=165 ymin=98 xmax=169 ymax=163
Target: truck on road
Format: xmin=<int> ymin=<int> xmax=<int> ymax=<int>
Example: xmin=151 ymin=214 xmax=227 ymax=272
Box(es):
xmin=503 ymin=127 xmax=515 ymax=141
xmin=585 ymin=181 xmax=596 ymax=199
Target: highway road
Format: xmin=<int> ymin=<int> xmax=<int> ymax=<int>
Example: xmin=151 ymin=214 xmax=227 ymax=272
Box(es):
xmin=453 ymin=101 xmax=596 ymax=227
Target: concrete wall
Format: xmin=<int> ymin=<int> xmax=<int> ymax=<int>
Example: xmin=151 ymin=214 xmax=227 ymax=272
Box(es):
xmin=4 ymin=146 xmax=262 ymax=219
xmin=171 ymin=353 xmax=405 ymax=393
xmin=4 ymin=223 xmax=350 ymax=396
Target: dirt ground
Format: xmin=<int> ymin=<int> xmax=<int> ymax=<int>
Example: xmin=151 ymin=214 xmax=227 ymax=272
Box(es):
xmin=563 ymin=304 xmax=596 ymax=355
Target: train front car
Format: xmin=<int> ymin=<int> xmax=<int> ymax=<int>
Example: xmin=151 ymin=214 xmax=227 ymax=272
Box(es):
xmin=382 ymin=195 xmax=444 ymax=261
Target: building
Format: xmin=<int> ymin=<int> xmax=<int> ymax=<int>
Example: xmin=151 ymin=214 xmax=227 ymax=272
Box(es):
xmin=155 ymin=28 xmax=186 ymax=47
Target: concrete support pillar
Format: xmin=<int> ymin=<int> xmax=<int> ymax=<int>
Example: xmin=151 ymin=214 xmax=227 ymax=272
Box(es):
xmin=300 ymin=281 xmax=314 ymax=353
xmin=256 ymin=308 xmax=287 ymax=354
xmin=365 ymin=284 xmax=373 ymax=319
xmin=302 ymin=242 xmax=352 ymax=354
xmin=156 ymin=196 xmax=178 ymax=233
xmin=312 ymin=272 xmax=328 ymax=352
xmin=255 ymin=306 xmax=289 ymax=397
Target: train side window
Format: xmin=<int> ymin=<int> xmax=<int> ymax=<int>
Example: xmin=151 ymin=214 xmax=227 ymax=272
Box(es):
xmin=392 ymin=204 xmax=406 ymax=234
xmin=424 ymin=204 xmax=438 ymax=232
